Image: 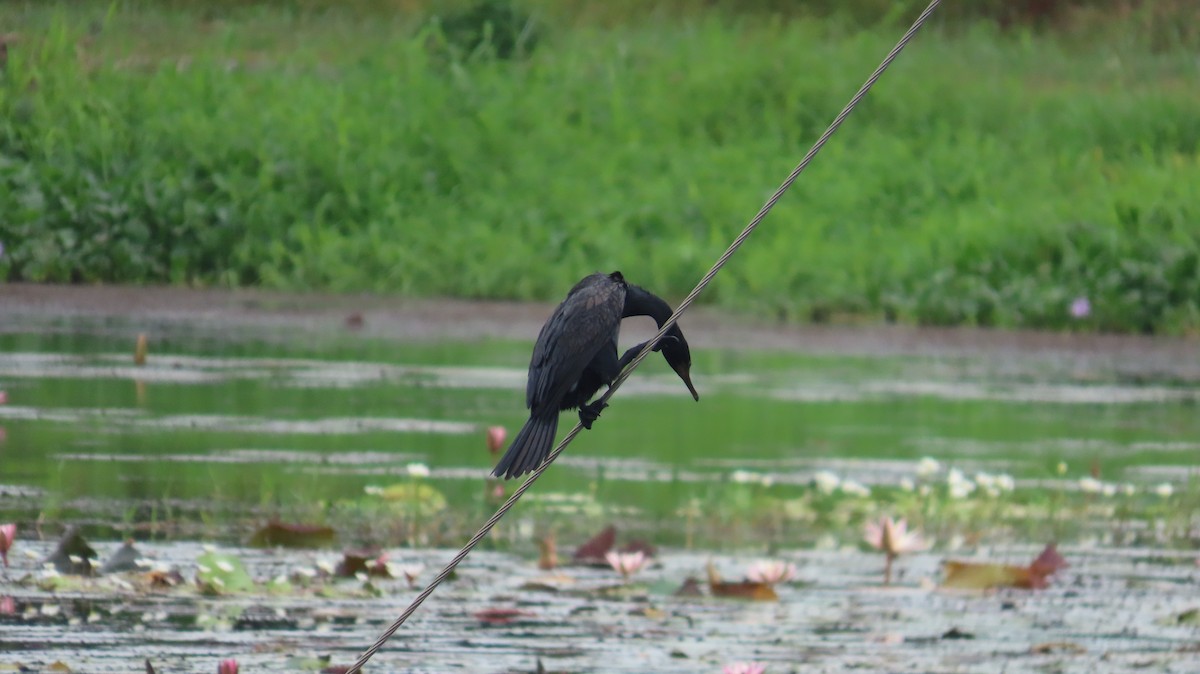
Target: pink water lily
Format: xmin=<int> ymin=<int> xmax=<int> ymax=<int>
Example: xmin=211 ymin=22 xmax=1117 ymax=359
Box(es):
xmin=746 ymin=560 xmax=797 ymax=585
xmin=486 ymin=426 xmax=507 ymax=455
xmin=864 ymin=516 xmax=929 ymax=585
xmin=604 ymin=550 xmax=647 ymax=580
xmin=723 ymin=663 xmax=766 ymax=674
xmin=0 ymin=523 xmax=15 ymax=568
xmin=217 ymin=659 xmax=238 ymax=674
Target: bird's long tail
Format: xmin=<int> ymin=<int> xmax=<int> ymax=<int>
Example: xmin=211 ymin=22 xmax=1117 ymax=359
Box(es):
xmin=492 ymin=412 xmax=559 ymax=479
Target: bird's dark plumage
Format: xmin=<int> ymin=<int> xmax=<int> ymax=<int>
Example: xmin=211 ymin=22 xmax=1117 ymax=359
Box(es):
xmin=492 ymin=271 xmax=698 ymax=480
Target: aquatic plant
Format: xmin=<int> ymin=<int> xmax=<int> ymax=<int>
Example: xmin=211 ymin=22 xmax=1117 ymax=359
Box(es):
xmin=605 ymin=550 xmax=647 ymax=580
xmin=0 ymin=523 xmax=15 ymax=567
xmin=486 ymin=426 xmax=507 ymax=455
xmin=864 ymin=516 xmax=929 ymax=585
xmin=745 ymin=560 xmax=797 ymax=585
xmin=723 ymin=663 xmax=766 ymax=674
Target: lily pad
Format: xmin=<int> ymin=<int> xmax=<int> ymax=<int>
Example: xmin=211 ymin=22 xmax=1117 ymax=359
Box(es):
xmin=373 ymin=483 xmax=447 ymax=516
xmin=195 ymin=551 xmax=254 ymax=594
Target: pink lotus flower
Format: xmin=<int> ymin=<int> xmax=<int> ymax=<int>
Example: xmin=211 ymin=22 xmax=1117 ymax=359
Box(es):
xmin=486 ymin=426 xmax=507 ymax=455
xmin=723 ymin=663 xmax=766 ymax=674
xmin=746 ymin=560 xmax=797 ymax=585
xmin=604 ymin=550 xmax=647 ymax=580
xmin=0 ymin=596 xmax=14 ymax=615
xmin=864 ymin=516 xmax=928 ymax=585
xmin=0 ymin=523 xmax=15 ymax=567
xmin=217 ymin=659 xmax=238 ymax=674
xmin=0 ymin=390 xmax=7 ymax=404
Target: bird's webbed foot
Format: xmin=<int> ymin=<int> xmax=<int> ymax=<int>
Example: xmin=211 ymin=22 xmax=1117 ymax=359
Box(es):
xmin=578 ymin=400 xmax=608 ymax=430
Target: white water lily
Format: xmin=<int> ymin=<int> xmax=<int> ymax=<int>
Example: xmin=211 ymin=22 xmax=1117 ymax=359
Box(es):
xmin=946 ymin=468 xmax=976 ymax=499
xmin=994 ymin=474 xmax=1016 ymax=492
xmin=1078 ymin=477 xmax=1103 ymax=494
xmin=812 ymin=470 xmax=841 ymax=495
xmin=1056 ymin=462 xmax=1068 ymax=476
xmin=1153 ymin=483 xmax=1174 ymax=498
xmin=948 ymin=482 xmax=975 ymax=499
xmin=915 ymin=457 xmax=941 ymax=479
xmin=406 ymin=462 xmax=431 ymax=478
xmin=731 ymin=470 xmax=773 ymax=487
xmin=975 ymin=471 xmax=1007 ymax=497
xmin=840 ymin=480 xmax=871 ymax=498
xmin=1102 ymin=483 xmax=1117 ymax=497
xmin=390 ymin=563 xmax=425 ymax=588
xmin=731 ymin=469 xmax=760 ymax=484
xmin=1121 ymin=483 xmax=1136 ymax=497
xmin=899 ymin=477 xmax=915 ymax=492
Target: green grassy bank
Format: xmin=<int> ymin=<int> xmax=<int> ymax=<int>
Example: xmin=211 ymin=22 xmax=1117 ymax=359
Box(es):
xmin=1 ymin=1 xmax=1198 ymax=333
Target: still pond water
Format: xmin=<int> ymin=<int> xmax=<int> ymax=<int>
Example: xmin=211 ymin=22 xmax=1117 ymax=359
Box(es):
xmin=0 ymin=309 xmax=1197 ymax=673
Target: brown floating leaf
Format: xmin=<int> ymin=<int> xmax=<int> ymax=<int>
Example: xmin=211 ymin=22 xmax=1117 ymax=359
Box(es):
xmin=942 ymin=542 xmax=1070 ymax=591
xmin=473 ymin=607 xmax=536 ymax=625
xmin=633 ymin=606 xmax=667 ymax=620
xmin=44 ymin=526 xmax=98 ymax=576
xmin=249 ymin=521 xmax=336 ymax=548
xmin=619 ymin=539 xmax=657 ymax=558
xmin=941 ymin=627 xmax=975 ymax=640
xmin=1030 ymin=641 xmax=1086 ymax=654
xmin=1028 ymin=543 xmax=1069 ymax=578
xmin=941 ymin=561 xmax=1034 ymax=590
xmin=572 ymin=525 xmax=616 ymax=566
xmin=674 ymin=576 xmax=704 ymax=597
xmin=706 ymin=562 xmax=778 ymax=601
xmin=142 ymin=569 xmax=184 ymax=589
xmin=335 ymin=549 xmax=391 ymax=578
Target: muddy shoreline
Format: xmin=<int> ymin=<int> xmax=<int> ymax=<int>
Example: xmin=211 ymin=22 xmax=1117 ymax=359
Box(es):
xmin=3 ymin=283 xmax=1197 ymax=366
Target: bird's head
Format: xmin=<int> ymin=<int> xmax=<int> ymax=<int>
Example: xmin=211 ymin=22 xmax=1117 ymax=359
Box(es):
xmin=660 ymin=326 xmax=699 ymax=402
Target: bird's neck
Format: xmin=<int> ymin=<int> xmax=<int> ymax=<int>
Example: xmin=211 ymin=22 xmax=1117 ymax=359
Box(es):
xmin=623 ymin=285 xmax=675 ymax=327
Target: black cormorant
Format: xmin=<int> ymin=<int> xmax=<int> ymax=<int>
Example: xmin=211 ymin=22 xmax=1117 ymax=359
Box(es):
xmin=492 ymin=271 xmax=699 ymax=479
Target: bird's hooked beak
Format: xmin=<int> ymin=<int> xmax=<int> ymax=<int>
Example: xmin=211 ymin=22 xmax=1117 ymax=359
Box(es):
xmin=672 ymin=362 xmax=700 ymax=401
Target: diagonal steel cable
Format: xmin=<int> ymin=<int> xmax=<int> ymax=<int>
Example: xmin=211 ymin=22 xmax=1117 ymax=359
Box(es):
xmin=346 ymin=1 xmax=941 ymax=670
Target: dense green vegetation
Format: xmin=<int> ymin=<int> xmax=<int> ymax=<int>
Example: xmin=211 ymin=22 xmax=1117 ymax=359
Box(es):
xmin=1 ymin=1 xmax=1198 ymax=333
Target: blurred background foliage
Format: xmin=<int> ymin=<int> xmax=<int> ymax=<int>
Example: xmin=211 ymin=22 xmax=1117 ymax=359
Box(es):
xmin=0 ymin=0 xmax=1197 ymax=333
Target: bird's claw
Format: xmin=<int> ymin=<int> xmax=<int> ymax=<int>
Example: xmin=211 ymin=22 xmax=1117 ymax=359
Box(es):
xmin=579 ymin=401 xmax=608 ymax=430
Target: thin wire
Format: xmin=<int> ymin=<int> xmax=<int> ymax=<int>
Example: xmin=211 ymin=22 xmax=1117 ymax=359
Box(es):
xmin=346 ymin=2 xmax=940 ymax=670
